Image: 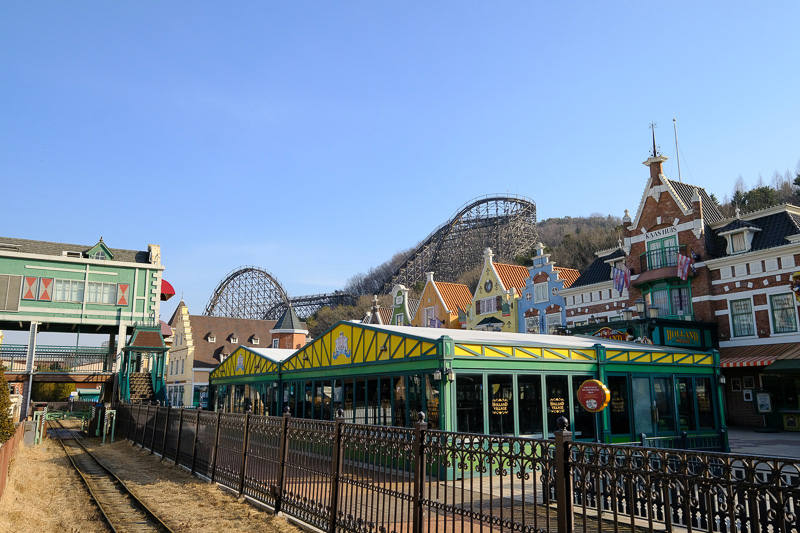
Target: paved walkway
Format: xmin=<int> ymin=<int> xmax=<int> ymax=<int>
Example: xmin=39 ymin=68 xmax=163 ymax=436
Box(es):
xmin=726 ymin=426 xmax=800 ymax=459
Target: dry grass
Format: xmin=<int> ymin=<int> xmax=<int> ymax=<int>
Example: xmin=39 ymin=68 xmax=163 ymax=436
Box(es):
xmin=0 ymin=437 xmax=107 ymax=533
xmin=82 ymin=436 xmax=301 ymax=532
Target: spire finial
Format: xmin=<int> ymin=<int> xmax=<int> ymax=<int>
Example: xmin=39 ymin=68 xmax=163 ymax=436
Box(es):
xmin=649 ymin=121 xmax=660 ymax=157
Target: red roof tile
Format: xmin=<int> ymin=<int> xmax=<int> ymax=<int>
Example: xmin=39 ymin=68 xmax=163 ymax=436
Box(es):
xmin=493 ymin=262 xmax=528 ymax=292
xmin=434 ymin=281 xmax=473 ymax=314
xmin=553 ymin=266 xmax=580 ymax=289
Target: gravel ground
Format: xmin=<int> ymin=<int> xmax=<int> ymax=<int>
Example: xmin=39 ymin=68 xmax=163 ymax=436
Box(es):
xmin=1 ymin=423 xmax=302 ymax=533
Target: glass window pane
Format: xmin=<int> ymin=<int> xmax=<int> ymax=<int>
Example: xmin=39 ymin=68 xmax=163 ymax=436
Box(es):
xmin=488 ymin=374 xmax=514 ymax=435
xmin=676 ymin=377 xmax=696 ymax=431
xmin=456 ymin=374 xmax=484 ymax=434
xmin=546 ymin=375 xmax=569 ymax=436
xmin=608 ymin=375 xmax=631 ymax=435
xmin=380 ymin=378 xmax=392 ymax=426
xmin=572 ymin=376 xmax=596 ymax=440
xmin=696 ymin=378 xmax=714 ymax=430
xmin=366 ymin=378 xmax=379 ymax=425
xmin=771 ymin=294 xmax=798 ymax=333
xmin=653 ymin=377 xmax=675 ymax=433
xmin=343 ymin=379 xmax=354 ymax=422
xmin=408 ymin=375 xmax=425 ymax=424
xmin=518 ymin=375 xmax=543 ymax=437
xmin=425 ymin=375 xmax=440 ymax=430
xmin=354 ymin=379 xmax=366 ymax=424
xmin=393 ymin=376 xmax=406 ymax=427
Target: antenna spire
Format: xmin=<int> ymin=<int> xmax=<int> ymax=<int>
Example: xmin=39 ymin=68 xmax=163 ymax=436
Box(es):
xmin=673 ymin=117 xmax=682 ymax=182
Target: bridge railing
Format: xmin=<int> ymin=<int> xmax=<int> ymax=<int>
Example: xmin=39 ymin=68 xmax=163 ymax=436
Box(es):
xmin=0 ymin=344 xmax=114 ymax=373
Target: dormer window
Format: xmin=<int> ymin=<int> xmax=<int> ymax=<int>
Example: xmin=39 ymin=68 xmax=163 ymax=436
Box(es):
xmin=208 ymin=333 xmax=216 ymax=343
xmin=252 ymin=336 xmax=260 ymax=345
xmin=718 ymin=220 xmax=761 ymax=255
xmin=230 ymin=334 xmax=238 ymax=344
xmin=91 ymin=250 xmax=108 ymax=260
xmin=272 ymin=339 xmax=279 ymax=348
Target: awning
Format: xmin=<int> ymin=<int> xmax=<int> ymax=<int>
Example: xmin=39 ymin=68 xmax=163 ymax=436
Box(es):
xmin=161 ymin=279 xmax=176 ymax=301
xmin=720 ymin=343 xmax=800 ymax=368
xmin=765 ymin=359 xmax=800 ymax=372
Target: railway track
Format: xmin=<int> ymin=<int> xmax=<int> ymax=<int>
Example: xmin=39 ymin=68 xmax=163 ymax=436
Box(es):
xmin=51 ymin=419 xmax=173 ymax=533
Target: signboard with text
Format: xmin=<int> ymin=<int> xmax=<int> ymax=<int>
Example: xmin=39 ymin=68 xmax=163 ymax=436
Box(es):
xmin=577 ymin=379 xmax=611 ymax=413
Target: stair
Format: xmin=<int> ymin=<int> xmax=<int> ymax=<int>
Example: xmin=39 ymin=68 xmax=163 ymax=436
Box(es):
xmin=129 ymin=372 xmax=155 ymax=403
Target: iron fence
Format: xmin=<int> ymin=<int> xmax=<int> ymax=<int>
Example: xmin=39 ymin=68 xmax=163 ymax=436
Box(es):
xmin=113 ymin=404 xmax=799 ymax=533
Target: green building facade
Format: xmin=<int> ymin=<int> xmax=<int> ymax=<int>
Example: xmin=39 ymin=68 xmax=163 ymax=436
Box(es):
xmin=210 ymin=321 xmax=727 ymax=447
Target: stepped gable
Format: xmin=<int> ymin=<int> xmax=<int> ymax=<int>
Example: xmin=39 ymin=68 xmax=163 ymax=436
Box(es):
xmin=570 ymin=248 xmax=625 ymax=289
xmin=493 ymin=262 xmax=528 ymax=292
xmin=553 ymin=266 xmax=580 ymax=288
xmin=434 ymin=281 xmax=473 ymax=313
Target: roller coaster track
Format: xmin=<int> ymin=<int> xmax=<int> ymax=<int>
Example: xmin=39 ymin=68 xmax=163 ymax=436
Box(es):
xmin=52 ymin=419 xmax=173 ymax=533
xmin=204 ymin=195 xmax=537 ymax=320
xmin=379 ymin=194 xmax=538 ymax=293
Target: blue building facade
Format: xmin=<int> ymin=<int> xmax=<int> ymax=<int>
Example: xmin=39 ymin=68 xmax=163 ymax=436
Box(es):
xmin=517 ymin=243 xmax=580 ymax=334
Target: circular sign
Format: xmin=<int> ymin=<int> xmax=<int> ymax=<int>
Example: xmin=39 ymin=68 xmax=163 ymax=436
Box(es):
xmin=484 ymin=280 xmax=493 ymax=293
xmin=576 ymin=379 xmax=611 ymax=413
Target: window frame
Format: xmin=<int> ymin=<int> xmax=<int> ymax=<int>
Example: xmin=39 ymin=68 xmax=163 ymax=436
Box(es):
xmin=770 ymin=293 xmax=799 ymax=334
xmin=730 ymin=298 xmax=756 ymax=337
xmin=86 ymin=281 xmax=117 ymax=305
xmin=533 ymin=282 xmax=548 ymax=303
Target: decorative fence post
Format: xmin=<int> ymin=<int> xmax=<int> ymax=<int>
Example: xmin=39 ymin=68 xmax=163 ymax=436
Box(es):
xmin=274 ymin=406 xmax=291 ymax=514
xmin=160 ymin=406 xmax=170 ymax=458
xmin=327 ymin=409 xmax=345 ymax=533
xmin=555 ymin=416 xmax=573 ymax=533
xmin=190 ymin=410 xmax=200 ymax=475
xmin=238 ymin=410 xmax=252 ymax=496
xmin=412 ymin=412 xmax=428 ymax=533
xmin=150 ymin=403 xmax=159 ymax=453
xmin=210 ymin=411 xmax=223 ymax=483
xmin=173 ymin=408 xmax=184 ymax=465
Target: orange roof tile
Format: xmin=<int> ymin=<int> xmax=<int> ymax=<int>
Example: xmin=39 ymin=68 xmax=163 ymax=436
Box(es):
xmin=493 ymin=262 xmax=528 ymax=292
xmin=434 ymin=281 xmax=473 ymax=314
xmin=553 ymin=266 xmax=580 ymax=288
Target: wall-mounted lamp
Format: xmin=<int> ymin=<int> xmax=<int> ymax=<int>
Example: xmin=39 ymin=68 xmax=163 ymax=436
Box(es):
xmin=718 ymin=375 xmax=727 ymax=385
xmin=621 ymin=308 xmax=634 ymax=321
xmin=635 ymin=300 xmax=646 ymax=315
xmin=647 ymin=305 xmax=660 ymax=319
xmin=444 ymin=368 xmax=455 ymax=382
xmin=432 ymin=370 xmax=442 ymax=381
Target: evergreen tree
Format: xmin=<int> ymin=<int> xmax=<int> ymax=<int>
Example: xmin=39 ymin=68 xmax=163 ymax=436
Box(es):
xmin=0 ymin=366 xmax=15 ymax=443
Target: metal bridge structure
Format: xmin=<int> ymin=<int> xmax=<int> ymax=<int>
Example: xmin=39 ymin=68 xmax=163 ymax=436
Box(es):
xmin=379 ymin=194 xmax=539 ymax=292
xmin=203 ymin=266 xmax=357 ymax=321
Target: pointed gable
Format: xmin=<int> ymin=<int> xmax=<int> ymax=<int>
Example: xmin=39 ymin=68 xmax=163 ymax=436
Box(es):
xmin=85 ymin=238 xmax=114 ymax=260
xmin=434 ymin=281 xmax=473 ymax=314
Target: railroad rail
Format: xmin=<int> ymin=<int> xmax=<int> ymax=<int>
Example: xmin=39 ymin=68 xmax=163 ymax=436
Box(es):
xmin=51 ymin=419 xmax=173 ymax=533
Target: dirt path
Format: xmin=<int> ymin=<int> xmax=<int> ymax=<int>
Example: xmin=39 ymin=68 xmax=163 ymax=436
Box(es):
xmin=1 ymin=425 xmax=302 ymax=533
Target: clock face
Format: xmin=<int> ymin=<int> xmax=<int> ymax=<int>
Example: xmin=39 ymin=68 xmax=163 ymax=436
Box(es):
xmin=484 ymin=280 xmax=493 ymax=293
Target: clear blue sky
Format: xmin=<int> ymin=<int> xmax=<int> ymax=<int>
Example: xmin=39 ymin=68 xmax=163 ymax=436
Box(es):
xmin=2 ymin=2 xmax=799 ymax=324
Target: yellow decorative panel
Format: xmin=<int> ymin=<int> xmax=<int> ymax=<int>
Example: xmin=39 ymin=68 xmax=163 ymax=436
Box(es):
xmin=454 ymin=344 xmax=482 ymax=357
xmin=486 ymin=346 xmax=513 ymax=357
xmin=210 ymin=347 xmax=277 ymax=379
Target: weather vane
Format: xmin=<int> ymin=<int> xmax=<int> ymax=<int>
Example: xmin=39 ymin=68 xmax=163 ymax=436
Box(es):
xmin=649 ymin=121 xmax=661 ymax=157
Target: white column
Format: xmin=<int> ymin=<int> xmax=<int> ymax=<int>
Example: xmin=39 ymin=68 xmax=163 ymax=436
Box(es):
xmin=22 ymin=322 xmax=39 ymax=419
